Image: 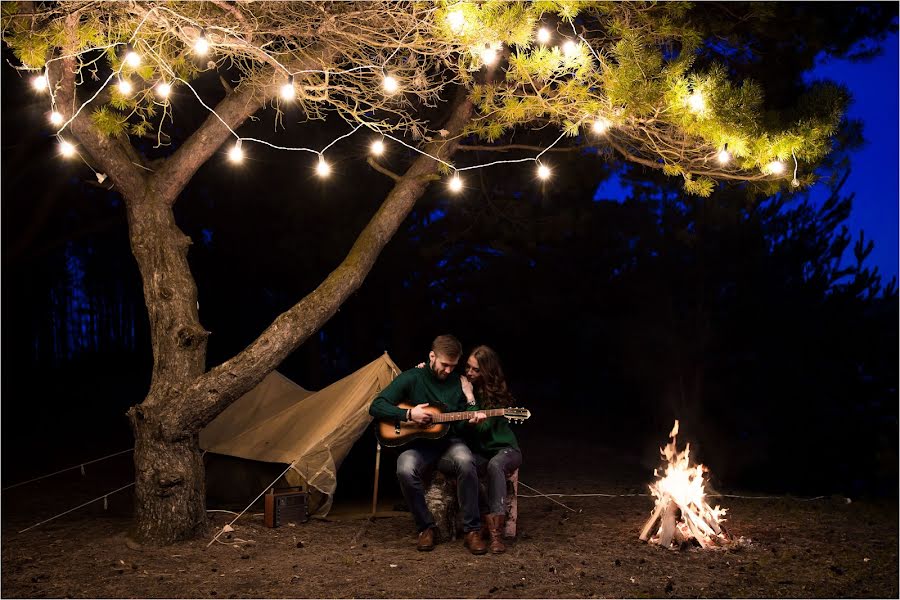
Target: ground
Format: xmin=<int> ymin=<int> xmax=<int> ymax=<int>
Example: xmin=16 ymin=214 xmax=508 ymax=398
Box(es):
xmin=2 ymin=438 xmax=897 ymax=599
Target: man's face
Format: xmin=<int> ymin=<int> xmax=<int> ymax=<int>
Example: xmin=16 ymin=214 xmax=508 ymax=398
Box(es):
xmin=429 ymin=351 xmax=458 ymax=381
xmin=465 ymin=355 xmax=482 ymax=384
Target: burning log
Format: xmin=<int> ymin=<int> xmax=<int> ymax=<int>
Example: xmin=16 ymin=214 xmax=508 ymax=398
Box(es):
xmin=639 ymin=420 xmax=732 ymax=550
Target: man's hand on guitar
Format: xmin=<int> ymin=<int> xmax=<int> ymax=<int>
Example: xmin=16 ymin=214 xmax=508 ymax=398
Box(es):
xmin=468 ymin=411 xmax=487 ymax=425
xmin=409 ymin=403 xmax=433 ymax=425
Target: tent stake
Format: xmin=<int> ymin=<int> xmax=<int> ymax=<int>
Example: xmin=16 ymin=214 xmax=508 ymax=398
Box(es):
xmin=371 ymin=440 xmax=382 ymax=516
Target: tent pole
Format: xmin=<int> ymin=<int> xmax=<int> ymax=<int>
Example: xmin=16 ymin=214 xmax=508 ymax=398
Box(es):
xmin=371 ymin=440 xmax=382 ymax=516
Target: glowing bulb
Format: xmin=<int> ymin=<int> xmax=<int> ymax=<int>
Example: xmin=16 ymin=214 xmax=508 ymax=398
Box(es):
xmin=537 ymin=27 xmax=551 ymax=45
xmin=592 ymin=118 xmax=610 ymax=135
xmin=791 ymin=177 xmax=800 ymax=188
xmin=766 ymin=160 xmax=786 ymax=175
xmin=280 ymin=79 xmax=295 ymax=101
xmin=118 ymin=78 xmax=133 ymax=95
xmin=124 ymin=50 xmax=141 ymax=67
xmin=31 ymin=74 xmax=48 ymax=92
xmin=447 ymin=10 xmax=465 ymax=33
xmin=194 ymin=34 xmax=209 ymax=56
xmin=316 ymin=156 xmax=331 ymax=177
xmin=370 ymin=139 xmax=385 ymax=156
xmin=156 ymin=82 xmax=171 ymax=98
xmin=688 ymin=91 xmax=705 ymax=113
xmin=562 ymin=40 xmax=579 ymax=57
xmin=228 ymin=141 xmax=243 ymax=163
xmin=383 ymin=75 xmax=399 ymax=94
xmin=537 ymin=163 xmax=551 ymax=180
xmin=49 ymin=111 xmax=64 ymax=126
xmin=717 ymin=148 xmax=730 ymax=165
xmin=481 ymin=45 xmax=498 ymax=66
xmin=448 ymin=174 xmax=463 ymax=192
xmin=59 ymin=140 xmax=76 ymax=158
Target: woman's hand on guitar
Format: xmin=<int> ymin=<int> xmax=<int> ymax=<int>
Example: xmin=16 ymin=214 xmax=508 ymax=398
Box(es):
xmin=410 ymin=403 xmax=432 ymax=425
xmin=468 ymin=411 xmax=487 ymax=425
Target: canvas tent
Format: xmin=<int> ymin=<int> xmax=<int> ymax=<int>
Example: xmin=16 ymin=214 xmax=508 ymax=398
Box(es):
xmin=200 ymin=353 xmax=400 ymax=516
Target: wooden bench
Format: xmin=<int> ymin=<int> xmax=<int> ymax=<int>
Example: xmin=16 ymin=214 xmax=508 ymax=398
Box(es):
xmin=424 ymin=468 xmax=518 ymax=541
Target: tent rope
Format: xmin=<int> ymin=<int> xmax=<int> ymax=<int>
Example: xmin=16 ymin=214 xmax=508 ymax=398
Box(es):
xmin=2 ymin=448 xmax=134 ymax=492
xmin=206 ymin=460 xmax=298 ymax=548
xmin=17 ymin=481 xmax=136 ymax=534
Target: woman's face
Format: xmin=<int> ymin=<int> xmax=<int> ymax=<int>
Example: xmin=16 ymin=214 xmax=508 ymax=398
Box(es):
xmin=465 ymin=355 xmax=482 ymax=384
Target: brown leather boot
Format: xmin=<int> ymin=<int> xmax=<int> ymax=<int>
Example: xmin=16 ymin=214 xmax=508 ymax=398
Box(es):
xmin=464 ymin=530 xmax=488 ymax=555
xmin=486 ymin=514 xmax=506 ymax=553
xmin=416 ymin=527 xmax=435 ymax=551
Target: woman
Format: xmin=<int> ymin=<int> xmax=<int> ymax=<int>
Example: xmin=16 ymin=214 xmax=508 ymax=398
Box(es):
xmin=460 ymin=345 xmax=522 ymax=554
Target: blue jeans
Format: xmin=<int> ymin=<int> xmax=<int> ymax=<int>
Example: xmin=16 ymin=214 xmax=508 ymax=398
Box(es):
xmin=396 ymin=438 xmax=481 ymax=533
xmin=475 ymin=447 xmax=523 ymax=515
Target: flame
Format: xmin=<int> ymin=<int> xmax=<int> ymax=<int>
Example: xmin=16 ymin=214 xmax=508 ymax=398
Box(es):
xmin=641 ymin=420 xmax=730 ymax=548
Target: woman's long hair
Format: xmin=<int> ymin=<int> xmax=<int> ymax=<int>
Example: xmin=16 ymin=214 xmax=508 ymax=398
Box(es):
xmin=469 ymin=345 xmax=514 ymax=409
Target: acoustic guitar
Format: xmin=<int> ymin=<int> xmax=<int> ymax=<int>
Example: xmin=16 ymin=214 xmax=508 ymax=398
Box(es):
xmin=375 ymin=402 xmax=531 ymax=447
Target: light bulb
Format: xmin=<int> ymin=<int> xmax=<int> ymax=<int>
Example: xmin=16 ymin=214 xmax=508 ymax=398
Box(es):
xmin=59 ymin=140 xmax=76 ymax=158
xmin=766 ymin=160 xmax=786 ymax=175
xmin=537 ymin=27 xmax=551 ymax=45
xmin=688 ymin=91 xmax=705 ymax=113
xmin=717 ymin=148 xmax=730 ymax=165
xmin=194 ymin=34 xmax=209 ymax=56
xmin=592 ymin=118 xmax=610 ymax=134
xmin=31 ymin=74 xmax=48 ymax=92
xmin=562 ymin=40 xmax=579 ymax=57
xmin=447 ymin=10 xmax=465 ymax=33
xmin=49 ymin=111 xmax=64 ymax=126
xmin=383 ymin=75 xmax=399 ymax=94
xmin=156 ymin=82 xmax=171 ymax=98
xmin=370 ymin=139 xmax=385 ymax=156
xmin=537 ymin=163 xmax=551 ymax=180
xmin=125 ymin=50 xmax=141 ymax=67
xmin=481 ymin=45 xmax=498 ymax=66
xmin=280 ymin=80 xmax=295 ymax=100
xmin=228 ymin=141 xmax=243 ymax=163
xmin=316 ymin=156 xmax=331 ymax=177
xmin=118 ymin=78 xmax=133 ymax=95
xmin=448 ymin=174 xmax=463 ymax=192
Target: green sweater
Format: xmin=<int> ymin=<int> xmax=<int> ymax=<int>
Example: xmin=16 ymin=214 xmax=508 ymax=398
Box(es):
xmin=464 ymin=394 xmax=520 ymax=457
xmin=369 ymin=367 xmax=468 ymax=436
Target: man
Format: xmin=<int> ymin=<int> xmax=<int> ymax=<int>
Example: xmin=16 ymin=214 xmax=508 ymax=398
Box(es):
xmin=369 ymin=334 xmax=488 ymax=554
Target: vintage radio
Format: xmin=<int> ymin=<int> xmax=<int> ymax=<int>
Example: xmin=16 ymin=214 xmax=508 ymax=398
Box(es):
xmin=264 ymin=486 xmax=309 ymax=528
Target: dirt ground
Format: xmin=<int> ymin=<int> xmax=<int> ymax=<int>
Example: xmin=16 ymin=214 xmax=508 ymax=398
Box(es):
xmin=2 ymin=464 xmax=897 ymax=598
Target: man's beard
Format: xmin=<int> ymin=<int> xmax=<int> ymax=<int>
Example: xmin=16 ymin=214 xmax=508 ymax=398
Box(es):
xmin=430 ymin=358 xmax=449 ymax=380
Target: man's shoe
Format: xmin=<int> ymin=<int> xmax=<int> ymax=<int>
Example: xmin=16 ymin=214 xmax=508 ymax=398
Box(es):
xmin=464 ymin=530 xmax=488 ymax=555
xmin=486 ymin=514 xmax=506 ymax=554
xmin=416 ymin=527 xmax=435 ymax=551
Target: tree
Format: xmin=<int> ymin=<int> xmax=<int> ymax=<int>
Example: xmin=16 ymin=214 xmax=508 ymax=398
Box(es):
xmin=2 ymin=1 xmax=853 ymax=544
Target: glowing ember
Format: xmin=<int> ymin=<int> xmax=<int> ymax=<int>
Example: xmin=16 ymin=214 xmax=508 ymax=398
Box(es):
xmin=639 ymin=420 xmax=731 ymax=549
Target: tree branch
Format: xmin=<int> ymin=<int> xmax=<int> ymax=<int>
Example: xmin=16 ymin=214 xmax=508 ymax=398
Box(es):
xmin=457 ymin=143 xmax=586 ymax=153
xmin=366 ymin=157 xmax=401 ymax=181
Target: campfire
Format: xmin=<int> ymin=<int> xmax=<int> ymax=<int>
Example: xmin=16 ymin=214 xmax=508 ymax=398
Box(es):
xmin=639 ymin=420 xmax=732 ymax=549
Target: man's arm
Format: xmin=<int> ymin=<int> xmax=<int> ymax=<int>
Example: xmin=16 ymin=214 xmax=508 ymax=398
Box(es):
xmin=369 ymin=370 xmax=414 ymax=421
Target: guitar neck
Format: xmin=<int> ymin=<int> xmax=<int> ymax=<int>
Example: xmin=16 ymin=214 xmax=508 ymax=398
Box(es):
xmin=432 ymin=408 xmax=507 ymax=423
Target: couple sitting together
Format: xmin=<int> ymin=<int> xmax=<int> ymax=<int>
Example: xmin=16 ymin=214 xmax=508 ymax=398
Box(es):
xmin=368 ymin=334 xmax=522 ymax=555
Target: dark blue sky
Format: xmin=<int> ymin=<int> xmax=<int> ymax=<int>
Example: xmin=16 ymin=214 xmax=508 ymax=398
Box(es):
xmin=806 ymin=33 xmax=899 ymax=282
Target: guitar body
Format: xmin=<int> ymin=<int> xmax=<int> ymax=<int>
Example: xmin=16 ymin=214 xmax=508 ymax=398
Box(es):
xmin=375 ymin=403 xmax=452 ymax=447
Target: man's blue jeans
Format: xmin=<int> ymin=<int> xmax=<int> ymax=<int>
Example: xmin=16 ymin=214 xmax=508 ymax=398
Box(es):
xmin=396 ymin=438 xmax=481 ymax=533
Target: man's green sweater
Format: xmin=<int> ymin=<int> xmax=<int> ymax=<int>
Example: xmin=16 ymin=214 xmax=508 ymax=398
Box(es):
xmin=369 ymin=367 xmax=468 ymax=436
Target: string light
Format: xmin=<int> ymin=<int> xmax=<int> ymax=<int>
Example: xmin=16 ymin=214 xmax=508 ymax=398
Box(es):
xmin=382 ymin=75 xmax=399 ymax=94
xmin=766 ymin=160 xmax=785 ymax=175
xmin=448 ymin=173 xmax=463 ymax=192
xmin=124 ymin=49 xmax=141 ymax=68
xmin=59 ymin=140 xmax=76 ymax=158
xmin=687 ymin=90 xmax=705 ymax=113
xmin=49 ymin=111 xmax=64 ymax=126
xmin=370 ymin=139 xmax=385 ymax=156
xmin=316 ymin=155 xmax=331 ymax=177
xmin=537 ymin=163 xmax=551 ymax=180
xmin=480 ymin=43 xmax=498 ymax=66
xmin=592 ymin=118 xmax=610 ymax=135
xmin=717 ymin=144 xmax=730 ymax=165
xmin=228 ymin=139 xmax=243 ymax=163
xmin=447 ymin=10 xmax=465 ymax=33
xmin=536 ymin=27 xmax=551 ymax=45
xmin=280 ymin=76 xmax=295 ymax=101
xmin=194 ymin=31 xmax=209 ymax=56
xmin=562 ymin=40 xmax=579 ymax=57
xmin=31 ymin=74 xmax=48 ymax=92
xmin=156 ymin=81 xmax=171 ymax=98
xmin=118 ymin=78 xmax=133 ymax=95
